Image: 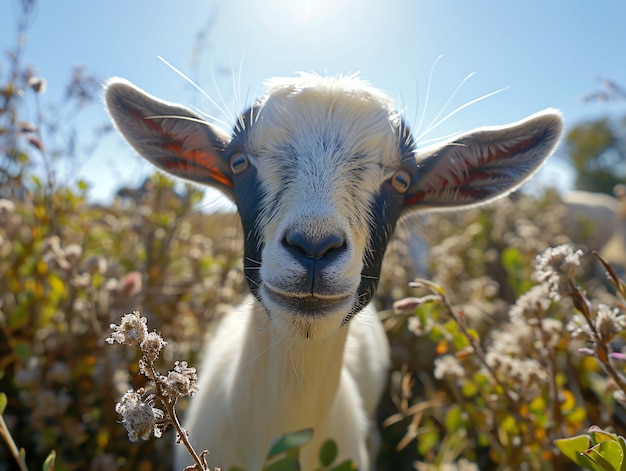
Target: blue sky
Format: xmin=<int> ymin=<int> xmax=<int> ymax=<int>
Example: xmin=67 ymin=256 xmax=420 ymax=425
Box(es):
xmin=2 ymin=0 xmax=626 ymax=206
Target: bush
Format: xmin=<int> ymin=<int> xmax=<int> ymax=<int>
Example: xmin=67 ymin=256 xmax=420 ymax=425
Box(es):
xmin=3 ymin=181 xmax=626 ymax=470
xmin=0 ymin=177 xmax=245 ymax=470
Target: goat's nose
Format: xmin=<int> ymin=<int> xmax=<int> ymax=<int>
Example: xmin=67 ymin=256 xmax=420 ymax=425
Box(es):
xmin=283 ymin=230 xmax=346 ymax=261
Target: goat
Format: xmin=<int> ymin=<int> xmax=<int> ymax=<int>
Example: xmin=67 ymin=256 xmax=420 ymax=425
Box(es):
xmin=561 ymin=189 xmax=626 ymax=274
xmin=104 ymin=73 xmax=562 ymax=470
xmin=563 ymin=190 xmax=622 ymax=251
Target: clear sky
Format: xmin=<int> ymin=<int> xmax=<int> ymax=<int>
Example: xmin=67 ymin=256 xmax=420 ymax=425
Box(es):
xmin=2 ymin=0 xmax=626 ymax=206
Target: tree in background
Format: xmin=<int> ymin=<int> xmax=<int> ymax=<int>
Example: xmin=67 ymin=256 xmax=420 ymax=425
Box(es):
xmin=565 ymin=116 xmax=626 ymax=194
xmin=565 ymin=78 xmax=626 ymax=194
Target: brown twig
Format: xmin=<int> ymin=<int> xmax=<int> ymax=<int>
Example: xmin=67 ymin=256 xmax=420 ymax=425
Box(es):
xmin=143 ymin=363 xmax=208 ymax=471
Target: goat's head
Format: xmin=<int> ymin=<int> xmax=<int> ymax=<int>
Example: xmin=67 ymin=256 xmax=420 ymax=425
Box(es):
xmin=105 ymin=74 xmax=562 ymax=339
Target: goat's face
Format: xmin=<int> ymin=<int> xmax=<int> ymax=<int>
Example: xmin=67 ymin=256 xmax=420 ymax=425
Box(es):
xmin=105 ymin=74 xmax=563 ymax=339
xmin=234 ymin=78 xmax=413 ymax=337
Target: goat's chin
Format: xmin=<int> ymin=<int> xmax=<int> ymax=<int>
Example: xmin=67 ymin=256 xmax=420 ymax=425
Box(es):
xmin=259 ymin=284 xmax=355 ymax=340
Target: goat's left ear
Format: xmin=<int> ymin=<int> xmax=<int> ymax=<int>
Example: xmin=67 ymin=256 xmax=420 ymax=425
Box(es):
xmin=403 ymin=109 xmax=563 ymax=210
xmin=105 ymin=78 xmax=234 ymax=196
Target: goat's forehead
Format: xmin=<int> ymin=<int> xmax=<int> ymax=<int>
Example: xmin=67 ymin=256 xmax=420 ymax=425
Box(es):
xmin=242 ymin=75 xmax=404 ymax=168
xmin=261 ymin=74 xmax=395 ymax=106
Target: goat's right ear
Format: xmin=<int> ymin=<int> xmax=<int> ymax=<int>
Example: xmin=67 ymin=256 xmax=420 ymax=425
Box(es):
xmin=403 ymin=109 xmax=563 ymax=211
xmin=104 ymin=78 xmax=234 ymax=195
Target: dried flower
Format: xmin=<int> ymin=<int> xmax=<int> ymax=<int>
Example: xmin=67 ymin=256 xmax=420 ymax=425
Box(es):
xmin=158 ymin=361 xmax=199 ymax=399
xmin=106 ymin=310 xmax=148 ymax=345
xmin=485 ymin=352 xmax=547 ymax=396
xmin=140 ymin=331 xmax=167 ymax=363
xmin=434 ymin=355 xmax=465 ymax=381
xmin=115 ymin=390 xmax=163 ymax=441
xmin=595 ymin=303 xmax=626 ymax=343
xmin=534 ymin=245 xmax=583 ymax=300
xmin=107 ymin=309 xmax=202 ymax=453
xmin=568 ymin=304 xmax=626 ymax=344
xmin=509 ymin=284 xmax=552 ymax=325
xmin=407 ymin=315 xmax=435 ymax=336
xmin=540 ymin=318 xmax=564 ymax=349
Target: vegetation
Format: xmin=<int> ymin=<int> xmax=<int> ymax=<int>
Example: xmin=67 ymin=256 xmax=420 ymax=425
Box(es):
xmin=4 ymin=168 xmax=626 ymax=470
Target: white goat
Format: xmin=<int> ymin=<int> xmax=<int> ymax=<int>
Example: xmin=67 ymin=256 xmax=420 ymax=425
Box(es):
xmin=563 ymin=190 xmax=622 ymax=251
xmin=104 ymin=74 xmax=562 ymax=470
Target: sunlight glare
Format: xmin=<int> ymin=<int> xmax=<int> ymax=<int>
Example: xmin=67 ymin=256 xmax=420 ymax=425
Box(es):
xmin=261 ymin=0 xmax=365 ymax=30
xmin=270 ymin=0 xmax=342 ymax=24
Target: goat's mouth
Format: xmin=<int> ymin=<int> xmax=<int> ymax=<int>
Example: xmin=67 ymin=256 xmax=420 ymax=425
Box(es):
xmin=262 ymin=283 xmax=353 ymax=315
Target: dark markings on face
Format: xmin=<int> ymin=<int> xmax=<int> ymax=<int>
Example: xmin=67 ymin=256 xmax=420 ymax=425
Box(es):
xmin=229 ymin=104 xmax=266 ymax=299
xmin=346 ymin=178 xmax=405 ymax=321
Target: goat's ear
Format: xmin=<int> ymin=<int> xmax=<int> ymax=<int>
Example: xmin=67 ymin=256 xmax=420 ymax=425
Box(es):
xmin=403 ymin=109 xmax=563 ymax=210
xmin=104 ymin=78 xmax=234 ymax=195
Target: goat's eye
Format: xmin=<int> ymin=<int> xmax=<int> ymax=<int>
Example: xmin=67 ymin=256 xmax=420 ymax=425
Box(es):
xmin=230 ymin=152 xmax=249 ymax=174
xmin=391 ymin=169 xmax=411 ymax=193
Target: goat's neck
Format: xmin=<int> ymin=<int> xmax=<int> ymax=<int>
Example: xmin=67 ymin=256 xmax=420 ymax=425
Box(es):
xmin=238 ymin=302 xmax=349 ymax=430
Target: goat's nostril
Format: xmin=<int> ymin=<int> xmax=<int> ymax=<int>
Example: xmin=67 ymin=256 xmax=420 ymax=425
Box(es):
xmin=317 ymin=233 xmax=346 ymax=258
xmin=283 ymin=231 xmax=346 ymax=260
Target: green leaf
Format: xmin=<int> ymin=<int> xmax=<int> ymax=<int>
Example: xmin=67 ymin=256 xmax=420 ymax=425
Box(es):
xmin=555 ymin=435 xmax=592 ymax=466
xmin=460 ymin=379 xmax=478 ymax=398
xmin=42 ymin=450 xmax=56 ymax=471
xmin=587 ymin=441 xmax=624 ymax=471
xmin=0 ymin=393 xmax=7 ymax=414
xmin=555 ymin=434 xmax=611 ymax=470
xmin=451 ymin=327 xmax=471 ymax=350
xmin=590 ymin=427 xmax=618 ymax=445
xmin=329 ymin=460 xmax=357 ymax=471
xmin=319 ymin=439 xmax=338 ymax=467
xmin=617 ymin=436 xmax=626 ymax=471
xmin=444 ymin=405 xmax=463 ymax=431
xmin=267 ymin=429 xmax=313 ymax=459
xmin=31 ymin=175 xmax=42 ymax=189
xmin=500 ymin=247 xmax=533 ymax=295
xmin=77 ymin=179 xmax=90 ymax=191
xmin=477 ymin=432 xmax=490 ymax=448
xmin=416 ymin=427 xmax=439 ymax=456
